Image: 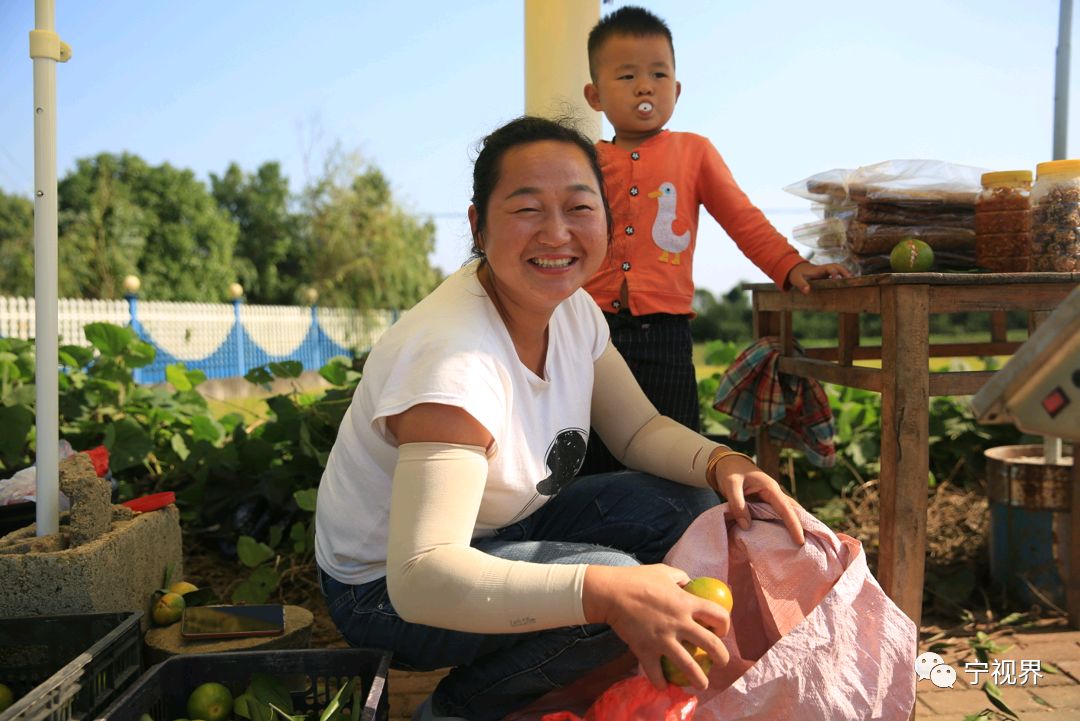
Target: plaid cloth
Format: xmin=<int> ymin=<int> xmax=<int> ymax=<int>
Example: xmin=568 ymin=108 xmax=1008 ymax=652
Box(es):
xmin=712 ymin=337 xmax=836 ymax=468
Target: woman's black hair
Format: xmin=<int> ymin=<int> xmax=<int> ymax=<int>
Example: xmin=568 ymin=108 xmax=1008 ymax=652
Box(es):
xmin=469 ymin=116 xmax=612 ymax=261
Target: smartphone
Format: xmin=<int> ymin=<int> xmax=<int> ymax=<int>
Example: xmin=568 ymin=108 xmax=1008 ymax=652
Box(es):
xmin=180 ymin=604 xmax=285 ymax=640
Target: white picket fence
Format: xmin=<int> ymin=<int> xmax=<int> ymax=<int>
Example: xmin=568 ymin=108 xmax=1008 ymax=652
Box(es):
xmin=0 ymin=296 xmax=395 ymax=382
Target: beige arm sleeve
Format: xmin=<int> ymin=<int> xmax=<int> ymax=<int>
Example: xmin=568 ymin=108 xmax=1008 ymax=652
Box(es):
xmin=385 ymin=442 xmax=588 ymax=633
xmin=591 ymin=342 xmax=723 ymax=489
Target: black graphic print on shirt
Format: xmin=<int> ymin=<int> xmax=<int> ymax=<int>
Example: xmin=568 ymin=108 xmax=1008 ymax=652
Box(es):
xmin=536 ymin=428 xmax=588 ymax=496
xmin=502 ymin=428 xmax=588 ymax=527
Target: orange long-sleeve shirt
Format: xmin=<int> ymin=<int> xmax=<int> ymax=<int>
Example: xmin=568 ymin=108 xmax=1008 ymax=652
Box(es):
xmin=584 ymin=131 xmax=805 ymax=316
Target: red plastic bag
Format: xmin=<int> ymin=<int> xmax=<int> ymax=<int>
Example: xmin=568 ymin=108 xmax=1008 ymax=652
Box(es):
xmin=540 ymin=676 xmax=697 ymax=721
xmin=82 ymin=445 xmax=110 ymax=477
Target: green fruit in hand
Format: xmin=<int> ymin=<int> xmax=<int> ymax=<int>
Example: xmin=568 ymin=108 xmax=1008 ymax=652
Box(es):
xmin=0 ymin=683 xmax=15 ymax=713
xmin=186 ymin=683 xmax=233 ymax=721
xmin=683 ymin=577 xmax=734 ymax=612
xmin=889 ymin=238 xmax=935 ymax=272
xmin=661 ymin=644 xmax=714 ymax=687
xmin=661 ymin=577 xmax=734 ymax=686
xmin=152 ymin=592 xmax=186 ymax=626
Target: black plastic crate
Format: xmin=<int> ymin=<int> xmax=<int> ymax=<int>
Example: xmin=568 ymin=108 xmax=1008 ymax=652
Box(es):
xmin=99 ymin=649 xmax=390 ymax=721
xmin=0 ymin=611 xmax=143 ymax=721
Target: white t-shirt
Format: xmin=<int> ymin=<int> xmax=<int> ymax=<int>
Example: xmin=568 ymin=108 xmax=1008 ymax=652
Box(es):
xmin=315 ymin=262 xmax=610 ymax=585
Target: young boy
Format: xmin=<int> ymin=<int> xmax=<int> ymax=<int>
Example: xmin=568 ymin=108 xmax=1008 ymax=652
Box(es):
xmin=580 ymin=6 xmax=849 ymax=473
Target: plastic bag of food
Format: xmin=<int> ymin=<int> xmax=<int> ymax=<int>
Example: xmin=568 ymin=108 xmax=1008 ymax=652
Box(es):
xmin=846 ymin=221 xmax=975 ymax=254
xmin=856 ymin=202 xmax=975 ymax=228
xmin=790 ymin=220 xmax=860 ymax=276
xmin=850 ymin=248 xmax=976 ymax=274
xmin=791 ymin=218 xmax=847 ymax=249
xmin=786 ymin=159 xmax=987 ymax=206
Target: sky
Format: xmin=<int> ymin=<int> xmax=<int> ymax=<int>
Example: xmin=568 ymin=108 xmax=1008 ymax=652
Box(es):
xmin=0 ymin=0 xmax=1076 ymax=296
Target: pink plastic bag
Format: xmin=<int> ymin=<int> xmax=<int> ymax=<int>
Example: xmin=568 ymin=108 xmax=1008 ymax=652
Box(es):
xmin=505 ymin=502 xmax=915 ymax=721
xmin=666 ymin=502 xmax=916 ymax=720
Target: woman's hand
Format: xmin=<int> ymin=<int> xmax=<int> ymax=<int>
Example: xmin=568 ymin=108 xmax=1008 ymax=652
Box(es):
xmin=582 ymin=564 xmax=731 ymax=691
xmin=786 ymin=260 xmax=852 ymax=294
xmin=711 ymin=452 xmax=805 ymax=545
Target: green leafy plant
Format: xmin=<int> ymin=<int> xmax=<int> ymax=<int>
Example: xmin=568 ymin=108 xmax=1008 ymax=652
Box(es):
xmin=0 ymin=337 xmax=36 ymax=472
xmin=2 ymin=326 xmax=358 ymax=603
xmin=697 ymin=371 xmax=1027 ymax=510
xmin=234 ymin=672 xmax=360 ymax=721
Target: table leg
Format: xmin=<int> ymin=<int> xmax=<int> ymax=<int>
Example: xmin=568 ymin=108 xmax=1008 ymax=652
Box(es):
xmin=990 ymin=311 xmax=1007 ymax=343
xmin=752 ymin=304 xmax=782 ymax=480
xmin=838 ymin=313 xmax=860 ymax=366
xmin=878 ymin=285 xmax=930 ymax=629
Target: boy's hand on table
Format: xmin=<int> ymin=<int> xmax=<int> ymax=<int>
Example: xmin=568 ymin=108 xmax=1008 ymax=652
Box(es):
xmin=786 ymin=261 xmax=852 ymax=294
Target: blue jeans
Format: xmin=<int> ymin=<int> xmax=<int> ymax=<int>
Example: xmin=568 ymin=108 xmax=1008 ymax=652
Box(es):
xmin=319 ymin=472 xmax=718 ymax=721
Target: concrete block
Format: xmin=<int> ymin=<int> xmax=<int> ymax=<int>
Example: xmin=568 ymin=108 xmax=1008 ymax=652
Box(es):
xmin=0 ymin=504 xmax=183 ymax=626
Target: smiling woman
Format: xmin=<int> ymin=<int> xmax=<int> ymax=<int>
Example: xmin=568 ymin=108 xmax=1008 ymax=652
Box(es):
xmin=313 ymin=116 xmax=805 ymax=721
xmin=467 ymin=137 xmax=609 ymax=376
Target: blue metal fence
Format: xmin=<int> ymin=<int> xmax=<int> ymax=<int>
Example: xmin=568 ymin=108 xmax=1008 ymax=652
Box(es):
xmin=0 ymin=295 xmax=396 ymax=385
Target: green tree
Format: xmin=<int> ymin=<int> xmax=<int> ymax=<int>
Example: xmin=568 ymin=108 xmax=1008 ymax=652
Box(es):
xmin=211 ymin=162 xmax=305 ymax=304
xmin=58 ymin=153 xmax=238 ymax=301
xmin=690 ymin=285 xmax=753 ymax=342
xmin=0 ymin=189 xmax=34 ymax=297
xmin=302 ymin=148 xmax=439 ymax=309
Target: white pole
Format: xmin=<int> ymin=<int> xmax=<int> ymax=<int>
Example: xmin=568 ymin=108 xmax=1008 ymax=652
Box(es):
xmin=30 ymin=0 xmax=71 ymax=536
xmin=1053 ymin=0 xmax=1073 ymax=159
xmin=1043 ymin=0 xmax=1072 ymax=466
xmin=524 ymin=0 xmax=601 ymax=142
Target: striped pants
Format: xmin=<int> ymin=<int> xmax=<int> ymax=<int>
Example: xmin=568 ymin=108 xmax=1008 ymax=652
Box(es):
xmin=579 ymin=311 xmax=700 ymax=476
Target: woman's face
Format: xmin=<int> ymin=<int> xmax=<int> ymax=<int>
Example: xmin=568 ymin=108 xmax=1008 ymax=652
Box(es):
xmin=468 ymin=140 xmax=608 ymax=317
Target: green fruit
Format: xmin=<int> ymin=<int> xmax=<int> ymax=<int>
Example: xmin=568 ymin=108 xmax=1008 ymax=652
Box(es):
xmin=138 ymin=714 xmax=153 ymax=721
xmin=682 ymin=577 xmax=733 ymax=612
xmin=187 ymin=683 xmax=232 ymax=721
xmin=660 ymin=643 xmax=713 ymax=686
xmin=660 ymin=577 xmax=734 ymax=686
xmin=168 ymin=581 xmax=199 ymax=596
xmin=0 ymin=683 xmax=14 ymax=713
xmin=152 ymin=592 xmax=186 ymax=626
xmin=889 ymin=238 xmax=935 ymax=272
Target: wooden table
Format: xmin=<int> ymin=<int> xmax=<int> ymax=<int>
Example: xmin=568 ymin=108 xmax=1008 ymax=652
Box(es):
xmin=746 ymin=272 xmax=1080 ymax=627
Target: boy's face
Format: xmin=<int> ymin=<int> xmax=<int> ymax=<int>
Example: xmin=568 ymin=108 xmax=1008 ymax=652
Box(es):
xmin=584 ymin=33 xmax=680 ymax=144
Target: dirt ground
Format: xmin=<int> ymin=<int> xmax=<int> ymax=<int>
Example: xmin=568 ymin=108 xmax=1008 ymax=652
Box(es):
xmin=182 ymin=537 xmax=347 ymax=648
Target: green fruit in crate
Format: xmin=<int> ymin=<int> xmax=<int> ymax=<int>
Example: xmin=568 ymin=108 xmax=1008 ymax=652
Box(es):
xmin=187 ymin=683 xmax=233 ymax=721
xmin=0 ymin=683 xmax=14 ymax=713
xmin=889 ymin=238 xmax=935 ymax=272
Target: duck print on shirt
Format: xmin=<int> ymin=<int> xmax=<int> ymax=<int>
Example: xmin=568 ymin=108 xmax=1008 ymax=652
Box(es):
xmin=649 ymin=181 xmax=690 ymax=264
xmin=504 ymin=428 xmax=587 ymax=525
